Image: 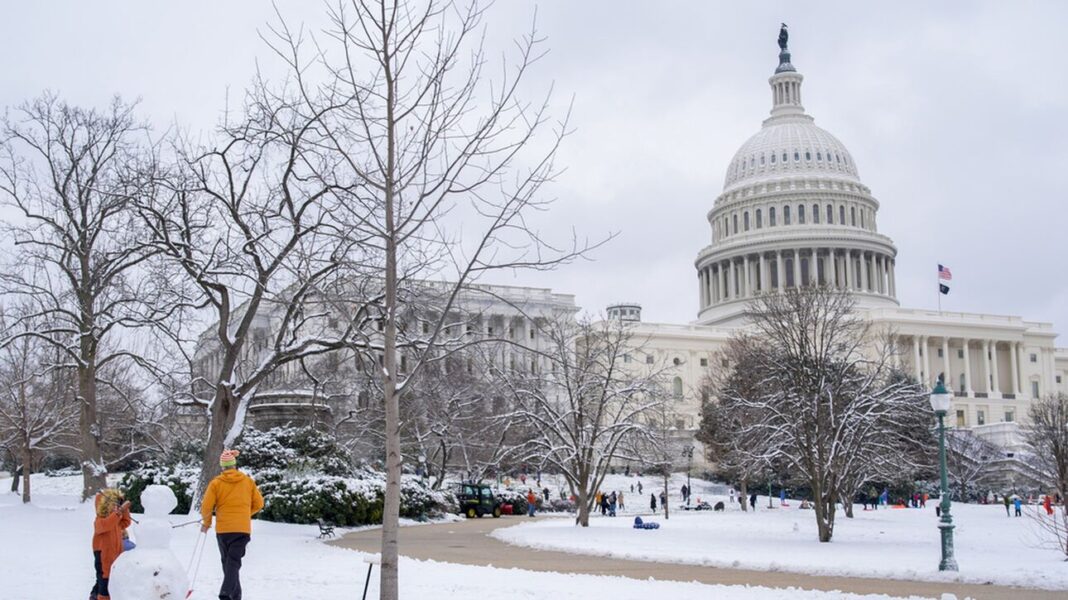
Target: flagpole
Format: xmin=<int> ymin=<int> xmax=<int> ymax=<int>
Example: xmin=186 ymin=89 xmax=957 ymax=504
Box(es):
xmin=937 ymin=265 xmax=941 ymax=313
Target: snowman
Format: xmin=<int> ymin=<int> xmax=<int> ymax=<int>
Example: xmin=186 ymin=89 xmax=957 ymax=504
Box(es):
xmin=109 ymin=485 xmax=190 ymax=600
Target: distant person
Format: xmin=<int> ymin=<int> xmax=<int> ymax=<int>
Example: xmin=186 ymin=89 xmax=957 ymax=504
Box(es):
xmin=609 ymin=491 xmax=617 ymax=517
xmin=1044 ymin=494 xmax=1054 ymax=516
xmin=201 ymin=449 xmax=265 ymax=600
xmin=1014 ymin=496 xmax=1023 ymax=517
xmin=618 ymin=490 xmax=625 ymax=510
xmin=749 ymin=492 xmax=757 ymax=510
xmin=543 ymin=487 xmax=550 ymax=502
xmin=90 ymin=489 xmax=132 ymax=600
xmin=630 ymin=483 xmax=634 ymax=493
xmin=729 ymin=488 xmax=735 ymax=504
xmin=637 ymin=481 xmax=643 ymax=495
xmin=779 ymin=488 xmax=787 ymax=507
xmin=526 ymin=489 xmax=537 ymax=517
xmin=1003 ymin=494 xmax=1011 ymax=517
xmin=660 ymin=490 xmax=667 ymax=509
xmin=650 ymin=493 xmax=657 ymax=512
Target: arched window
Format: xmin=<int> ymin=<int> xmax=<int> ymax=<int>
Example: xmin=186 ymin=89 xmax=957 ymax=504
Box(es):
xmin=794 ymin=151 xmax=800 ymax=162
xmin=760 ymin=155 xmax=765 ymax=166
xmin=744 ymin=211 xmax=750 ymax=231
xmin=826 ymin=204 xmax=833 ymax=223
xmin=805 ymin=151 xmax=812 ymax=161
xmin=782 ymin=152 xmax=788 ymax=162
xmin=860 ymin=210 xmax=865 ymax=229
xmin=672 ymin=376 xmax=683 ymax=399
xmin=769 ymin=207 xmax=777 ymax=226
xmin=770 ymin=153 xmax=777 ymax=164
xmin=733 ymin=214 xmax=738 ymax=234
xmin=756 ymin=208 xmax=763 ymax=228
xmin=839 ymin=205 xmax=846 ymax=224
xmin=813 ymin=203 xmax=820 ymax=224
xmin=784 ymin=205 xmax=792 ymax=225
xmin=851 ymin=206 xmax=857 ymax=226
xmin=817 ymin=151 xmax=822 ymax=161
xmin=798 ymin=204 xmax=806 ymax=224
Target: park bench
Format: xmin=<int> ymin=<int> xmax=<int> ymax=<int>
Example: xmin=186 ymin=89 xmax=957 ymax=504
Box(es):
xmin=317 ymin=519 xmax=336 ymax=538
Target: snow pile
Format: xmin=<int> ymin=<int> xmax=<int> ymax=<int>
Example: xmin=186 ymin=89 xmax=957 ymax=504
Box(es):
xmin=109 ymin=485 xmax=188 ymax=600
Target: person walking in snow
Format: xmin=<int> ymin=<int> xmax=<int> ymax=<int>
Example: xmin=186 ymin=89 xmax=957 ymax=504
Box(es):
xmin=609 ymin=491 xmax=617 ymax=517
xmin=1043 ymin=494 xmax=1054 ymax=516
xmin=729 ymin=488 xmax=735 ymax=504
xmin=660 ymin=490 xmax=667 ymax=510
xmin=1003 ymin=493 xmax=1011 ymax=516
xmin=650 ymin=493 xmax=657 ymax=512
xmin=543 ymin=487 xmax=550 ymax=502
xmin=637 ymin=481 xmax=643 ymax=495
xmin=618 ymin=490 xmax=625 ymax=510
xmin=526 ymin=489 xmax=538 ymax=517
xmin=90 ymin=489 xmax=132 ymax=600
xmin=201 ymin=449 xmax=265 ymax=600
xmin=1013 ymin=496 xmax=1023 ymax=517
xmin=779 ymin=488 xmax=787 ymax=507
xmin=749 ymin=492 xmax=757 ymax=510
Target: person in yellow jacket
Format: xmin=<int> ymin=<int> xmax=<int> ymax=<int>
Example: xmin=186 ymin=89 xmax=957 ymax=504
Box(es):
xmin=201 ymin=449 xmax=264 ymax=600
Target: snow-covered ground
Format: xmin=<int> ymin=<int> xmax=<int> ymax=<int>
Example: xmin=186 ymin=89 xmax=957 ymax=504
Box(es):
xmin=1 ymin=473 xmax=939 ymax=599
xmin=494 ymin=477 xmax=1068 ymax=591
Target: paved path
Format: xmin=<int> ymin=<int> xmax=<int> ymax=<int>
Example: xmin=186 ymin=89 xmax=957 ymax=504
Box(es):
xmin=331 ymin=516 xmax=1064 ymax=600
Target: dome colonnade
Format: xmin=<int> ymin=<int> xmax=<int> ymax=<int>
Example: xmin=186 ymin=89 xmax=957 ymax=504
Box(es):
xmin=695 ymin=32 xmax=898 ymax=325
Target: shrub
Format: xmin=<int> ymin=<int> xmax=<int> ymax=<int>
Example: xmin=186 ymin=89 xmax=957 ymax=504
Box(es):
xmin=119 ymin=462 xmax=198 ymax=514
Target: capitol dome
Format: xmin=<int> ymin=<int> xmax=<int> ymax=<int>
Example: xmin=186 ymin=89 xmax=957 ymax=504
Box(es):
xmin=694 ymin=27 xmax=899 ymax=325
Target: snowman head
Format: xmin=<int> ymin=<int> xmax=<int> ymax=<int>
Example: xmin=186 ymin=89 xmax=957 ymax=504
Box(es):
xmin=141 ymin=485 xmax=178 ymax=517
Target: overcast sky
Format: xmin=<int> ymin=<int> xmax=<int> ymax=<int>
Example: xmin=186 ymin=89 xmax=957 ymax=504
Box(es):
xmin=3 ymin=1 xmax=1066 ymax=338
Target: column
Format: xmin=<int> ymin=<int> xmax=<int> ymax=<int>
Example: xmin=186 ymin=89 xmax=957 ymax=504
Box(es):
xmin=889 ymin=260 xmax=897 ymax=297
xmin=741 ymin=255 xmax=749 ymax=298
xmin=877 ymin=256 xmax=885 ymax=294
xmin=720 ymin=261 xmax=728 ymax=301
xmin=758 ymin=253 xmax=766 ymax=293
xmin=962 ymin=339 xmax=973 ymax=397
xmin=829 ymin=249 xmax=838 ymax=288
xmin=942 ymin=337 xmax=950 ymax=387
xmin=912 ymin=336 xmax=922 ymax=383
xmin=920 ymin=336 xmax=929 ymax=385
xmin=776 ymin=251 xmax=785 ymax=291
xmin=981 ymin=340 xmax=991 ymax=393
xmin=699 ymin=269 xmax=707 ymax=307
xmin=792 ymin=249 xmax=801 ymax=288
xmin=990 ymin=341 xmax=1001 ymax=397
xmin=859 ymin=251 xmax=868 ymax=292
xmin=845 ymin=251 xmax=853 ymax=289
xmin=1017 ymin=343 xmax=1028 ymax=397
xmin=727 ymin=260 xmax=735 ymax=299
xmin=1009 ymin=341 xmax=1020 ymax=396
xmin=809 ymin=248 xmax=818 ymax=286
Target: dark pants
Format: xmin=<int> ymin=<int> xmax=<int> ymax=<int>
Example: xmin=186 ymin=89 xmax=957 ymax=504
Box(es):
xmin=90 ymin=550 xmax=109 ymax=599
xmin=217 ymin=533 xmax=251 ymax=600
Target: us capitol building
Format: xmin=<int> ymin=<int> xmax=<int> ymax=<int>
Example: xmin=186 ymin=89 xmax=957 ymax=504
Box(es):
xmin=612 ymin=30 xmax=1068 ymax=465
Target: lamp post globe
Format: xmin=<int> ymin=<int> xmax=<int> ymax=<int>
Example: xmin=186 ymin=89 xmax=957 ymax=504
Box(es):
xmin=930 ymin=379 xmax=958 ymax=571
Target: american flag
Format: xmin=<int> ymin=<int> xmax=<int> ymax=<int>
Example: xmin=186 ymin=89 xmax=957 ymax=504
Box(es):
xmin=938 ymin=264 xmax=953 ymax=281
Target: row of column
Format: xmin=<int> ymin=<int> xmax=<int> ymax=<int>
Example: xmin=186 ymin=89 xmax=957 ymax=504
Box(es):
xmin=908 ymin=336 xmax=1032 ymax=399
xmin=699 ymin=248 xmax=896 ymax=307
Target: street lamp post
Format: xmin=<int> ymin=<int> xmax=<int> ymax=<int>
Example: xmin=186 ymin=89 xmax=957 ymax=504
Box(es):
xmin=929 ymin=380 xmax=959 ymax=572
xmin=681 ymin=446 xmax=694 ymax=505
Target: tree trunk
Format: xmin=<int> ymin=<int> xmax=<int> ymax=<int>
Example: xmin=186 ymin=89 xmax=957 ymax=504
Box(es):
xmin=10 ymin=464 xmax=20 ymax=493
xmin=739 ymin=479 xmax=748 ymax=512
xmin=842 ymin=493 xmax=854 ymax=518
xmin=663 ymin=473 xmax=669 ymax=520
xmin=814 ymin=496 xmax=836 ymax=542
xmin=196 ymin=386 xmax=240 ymax=506
xmin=20 ymin=447 xmax=31 ymax=504
xmin=575 ymin=487 xmax=589 ymax=527
xmin=77 ymin=356 xmax=107 ymax=501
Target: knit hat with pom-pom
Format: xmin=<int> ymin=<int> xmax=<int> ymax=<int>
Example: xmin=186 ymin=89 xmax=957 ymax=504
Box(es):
xmin=219 ymin=449 xmax=240 ymax=468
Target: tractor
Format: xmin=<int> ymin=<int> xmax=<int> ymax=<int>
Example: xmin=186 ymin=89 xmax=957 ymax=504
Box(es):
xmin=456 ymin=482 xmax=503 ymax=519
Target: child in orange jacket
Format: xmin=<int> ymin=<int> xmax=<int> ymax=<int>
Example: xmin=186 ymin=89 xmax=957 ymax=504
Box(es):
xmin=90 ymin=488 xmax=132 ymax=600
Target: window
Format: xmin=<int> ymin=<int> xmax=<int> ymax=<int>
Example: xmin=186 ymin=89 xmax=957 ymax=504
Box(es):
xmin=756 ymin=209 xmax=763 ymax=228
xmin=733 ymin=214 xmax=738 ymax=234
xmin=1032 ymin=381 xmax=1040 ymax=397
xmin=977 ymin=410 xmax=986 ymax=426
xmin=784 ymin=205 xmax=792 ymax=225
xmin=955 ymin=409 xmax=966 ymax=427
xmin=1030 ymin=353 xmax=1038 ymax=363
xmin=744 ymin=211 xmax=750 ymax=231
xmin=812 ymin=203 xmax=820 ymax=224
xmin=1004 ymin=410 xmax=1015 ymax=423
xmin=769 ymin=207 xmax=777 ymax=226
xmin=646 ymin=355 xmax=654 ymax=365
xmin=1058 ymin=375 xmax=1063 ymax=384
xmin=721 ymin=358 xmax=729 ymax=368
xmin=760 ymin=155 xmax=765 ymax=166
xmin=771 ymin=153 xmax=777 ymax=164
xmin=817 ymin=151 xmax=822 ymax=161
xmin=530 ymin=328 xmax=536 ymax=340
xmin=672 ymin=376 xmax=683 ymax=399
xmin=700 ymin=358 xmax=708 ymax=367
xmin=798 ymin=204 xmax=806 ymax=224
xmin=675 ymin=418 xmax=686 ymax=430
xmin=850 ymin=206 xmax=857 ymax=226
xmin=958 ymin=349 xmax=964 ymax=359
xmin=826 ymin=204 xmax=833 ymax=223
xmin=839 ymin=205 xmax=845 ymax=224
xmin=794 ymin=151 xmax=800 ymax=161
xmin=959 ymin=373 xmax=966 ymax=393
xmin=860 ymin=211 xmax=866 ymax=229
xmin=937 ymin=348 xmax=944 ymax=358
xmin=782 ymin=152 xmax=788 ymax=162
xmin=805 ymin=151 xmax=811 ymax=160
xmin=487 ymin=326 xmax=494 ymax=335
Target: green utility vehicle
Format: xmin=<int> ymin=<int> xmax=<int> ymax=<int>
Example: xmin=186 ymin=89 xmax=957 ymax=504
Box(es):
xmin=456 ymin=482 xmax=503 ymax=518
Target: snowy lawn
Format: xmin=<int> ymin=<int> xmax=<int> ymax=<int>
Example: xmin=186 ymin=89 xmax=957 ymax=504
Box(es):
xmin=493 ymin=489 xmax=1068 ymax=591
xmin=1 ymin=473 xmax=938 ymax=599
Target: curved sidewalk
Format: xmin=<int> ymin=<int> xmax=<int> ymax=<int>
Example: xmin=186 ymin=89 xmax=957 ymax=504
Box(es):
xmin=331 ymin=516 xmax=1063 ymax=600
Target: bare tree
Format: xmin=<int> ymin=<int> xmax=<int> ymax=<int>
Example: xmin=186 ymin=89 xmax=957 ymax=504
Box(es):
xmin=944 ymin=427 xmax=999 ymax=502
xmin=1026 ymin=393 xmax=1068 ymax=559
xmin=504 ymin=316 xmax=664 ymax=527
xmin=0 ymin=95 xmax=161 ymax=499
xmin=714 ymin=288 xmax=931 ymax=542
xmin=0 ymin=308 xmax=78 ymax=502
xmin=255 ymin=2 xmax=597 ymax=596
xmin=136 ymin=75 xmax=370 ymax=499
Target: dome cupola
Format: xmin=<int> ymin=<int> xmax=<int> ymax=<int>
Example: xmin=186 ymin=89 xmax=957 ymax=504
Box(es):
xmin=693 ymin=25 xmax=900 ymax=325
